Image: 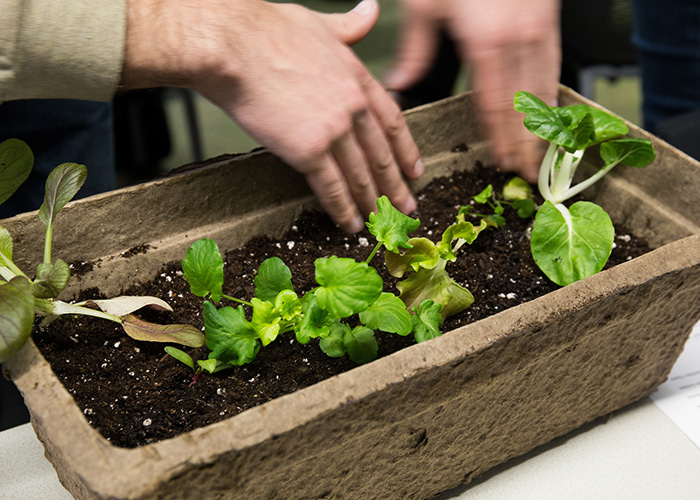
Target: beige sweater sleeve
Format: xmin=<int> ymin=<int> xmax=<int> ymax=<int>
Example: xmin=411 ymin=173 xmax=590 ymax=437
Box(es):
xmin=0 ymin=0 xmax=127 ymax=102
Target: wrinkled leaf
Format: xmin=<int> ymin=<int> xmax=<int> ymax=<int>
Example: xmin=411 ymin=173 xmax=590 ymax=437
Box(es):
xmin=385 ymin=237 xmax=440 ymax=277
xmin=88 ymin=295 xmax=173 ymax=316
xmin=38 ymin=163 xmax=87 ymax=228
xmin=397 ymin=263 xmax=474 ymax=319
xmin=0 ymin=139 xmax=33 ymax=206
xmin=344 ymin=326 xmax=379 ymax=364
xmin=437 ymin=219 xmax=487 ymax=261
xmin=164 ymin=346 xmax=195 ymax=371
xmin=570 ymin=112 xmax=596 ymax=151
xmin=254 ymin=257 xmax=293 ymax=301
xmin=600 ymin=138 xmax=656 ymax=168
xmin=121 ymin=314 xmax=205 ymax=347
xmin=319 ymin=322 xmax=349 ymax=358
xmin=203 ymin=301 xmax=259 ymax=365
xmin=366 ymin=195 xmax=420 ymax=252
xmin=181 ymin=238 xmax=223 ymax=302
xmin=313 ymin=256 xmax=383 ymax=318
xmin=502 ymin=177 xmax=533 ymax=201
xmin=0 ymin=276 xmax=34 ymax=362
xmin=275 ymin=289 xmax=302 ymax=322
xmin=411 ymin=300 xmax=444 ymax=343
xmin=32 ymin=259 xmax=71 ymax=298
xmin=251 ymin=297 xmax=281 ymax=346
xmin=295 ymin=293 xmax=334 ymax=344
xmin=585 ymin=106 xmax=629 ymax=144
xmin=531 ymin=201 xmax=614 ymax=286
xmin=0 ymin=225 xmax=14 ymax=275
xmin=358 ymin=292 xmax=411 ymax=336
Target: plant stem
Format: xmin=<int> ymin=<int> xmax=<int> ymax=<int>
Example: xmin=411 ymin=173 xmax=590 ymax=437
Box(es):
xmin=559 ymin=160 xmax=620 ymax=201
xmin=0 ymin=254 xmax=26 ymax=280
xmin=221 ymin=293 xmax=253 ymax=307
xmin=44 ymin=224 xmax=53 ymax=265
xmin=365 ymin=242 xmax=382 ymax=264
xmin=39 ymin=300 xmax=123 ymax=323
xmin=538 ymin=143 xmax=558 ymax=203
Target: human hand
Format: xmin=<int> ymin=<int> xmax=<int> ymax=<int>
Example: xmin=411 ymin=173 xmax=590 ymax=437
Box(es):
xmin=122 ymin=0 xmax=422 ymax=233
xmin=386 ymin=0 xmax=561 ymax=183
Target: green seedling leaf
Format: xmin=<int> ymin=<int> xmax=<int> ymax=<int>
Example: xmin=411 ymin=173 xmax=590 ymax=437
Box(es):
xmin=0 ymin=276 xmax=34 ymax=362
xmin=411 ymin=300 xmax=444 ymax=343
xmin=513 ymin=199 xmax=536 ymax=218
xmin=514 ymin=91 xmax=576 ymax=149
xmin=319 ymin=322 xmax=349 ymax=358
xmin=586 ymin=107 xmax=629 ymax=144
xmin=358 ymin=292 xmax=412 ymax=336
xmin=0 ymin=139 xmax=33 ymax=206
xmin=570 ymin=112 xmax=596 ymax=151
xmin=531 ymin=201 xmax=614 ymax=286
xmin=397 ymin=264 xmax=474 ymax=319
xmin=121 ymin=314 xmax=205 ymax=347
xmin=437 ymin=219 xmax=487 ymax=261
xmin=88 ymin=295 xmax=173 ymax=316
xmin=385 ymin=237 xmax=440 ymax=277
xmin=472 ymin=185 xmax=493 ymax=204
xmin=366 ymin=195 xmax=420 ymax=252
xmin=502 ymin=177 xmax=534 ymax=201
xmin=254 ymin=257 xmax=293 ymax=301
xmin=313 ymin=256 xmax=383 ymax=318
xmin=32 ymin=259 xmax=71 ymax=298
xmin=164 ymin=346 xmax=195 ymax=371
xmin=251 ymin=297 xmax=281 ymax=346
xmin=182 ymin=238 xmax=224 ymax=302
xmin=198 ymin=358 xmax=231 ymax=374
xmin=0 ymin=226 xmax=15 ymax=279
xmin=203 ymin=301 xmax=259 ymax=365
xmin=295 ymin=293 xmax=335 ymax=344
xmin=600 ymin=138 xmax=656 ymax=168
xmin=37 ymin=163 xmax=87 ymax=228
xmin=344 ymin=326 xmax=379 ymax=364
xmin=275 ymin=289 xmax=302 ymax=322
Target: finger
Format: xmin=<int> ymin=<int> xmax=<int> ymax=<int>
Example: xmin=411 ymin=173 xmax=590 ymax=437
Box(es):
xmin=363 ymin=75 xmax=423 ymax=182
xmin=353 ymin=108 xmax=417 ymax=214
xmin=383 ymin=6 xmax=440 ymax=90
xmin=304 ymin=154 xmax=365 ymax=233
xmin=322 ymin=0 xmax=380 ymax=46
xmin=331 ymin=131 xmax=380 ymax=219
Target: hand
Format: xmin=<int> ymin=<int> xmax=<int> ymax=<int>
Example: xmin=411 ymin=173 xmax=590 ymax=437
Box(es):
xmin=386 ymin=0 xmax=561 ymax=183
xmin=122 ymin=0 xmax=422 ymax=233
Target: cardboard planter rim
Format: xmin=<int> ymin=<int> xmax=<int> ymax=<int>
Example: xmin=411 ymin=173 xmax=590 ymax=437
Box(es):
xmin=4 ymin=87 xmax=700 ymax=500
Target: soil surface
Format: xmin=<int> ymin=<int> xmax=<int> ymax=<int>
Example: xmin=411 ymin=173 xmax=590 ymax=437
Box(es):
xmin=34 ymin=162 xmax=651 ymax=448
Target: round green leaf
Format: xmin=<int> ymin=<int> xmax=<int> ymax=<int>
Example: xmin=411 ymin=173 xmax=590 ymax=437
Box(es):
xmin=181 ymin=238 xmax=224 ymax=302
xmin=255 ymin=257 xmax=293 ymax=301
xmin=0 ymin=139 xmax=33 ymax=207
xmin=344 ymin=326 xmax=378 ymax=364
xmin=358 ymin=292 xmax=412 ymax=336
xmin=0 ymin=277 xmax=35 ymax=362
xmin=531 ymin=201 xmax=614 ymax=286
xmin=313 ymin=256 xmax=383 ymax=318
xmin=600 ymin=138 xmax=656 ymax=168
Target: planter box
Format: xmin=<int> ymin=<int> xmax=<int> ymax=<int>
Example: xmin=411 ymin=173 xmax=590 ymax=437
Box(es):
xmin=4 ymin=87 xmax=700 ymax=500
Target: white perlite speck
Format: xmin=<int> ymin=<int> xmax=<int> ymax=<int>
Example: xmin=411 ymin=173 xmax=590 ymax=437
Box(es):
xmin=143 ymin=419 xmax=152 ymax=427
xmin=358 ymin=237 xmax=369 ymax=247
xmin=287 ymin=241 xmax=295 ymax=250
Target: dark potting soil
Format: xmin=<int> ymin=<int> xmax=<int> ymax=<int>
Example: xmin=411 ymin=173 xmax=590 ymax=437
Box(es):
xmin=33 ymin=162 xmax=651 ymax=448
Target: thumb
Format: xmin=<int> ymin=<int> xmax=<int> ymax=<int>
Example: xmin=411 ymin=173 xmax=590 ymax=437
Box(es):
xmin=323 ymin=0 xmax=380 ymax=46
xmin=383 ymin=11 xmax=439 ymax=91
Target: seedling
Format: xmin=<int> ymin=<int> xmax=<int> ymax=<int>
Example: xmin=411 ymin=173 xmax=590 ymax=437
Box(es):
xmin=175 ymin=195 xmax=487 ymax=375
xmin=460 ymin=178 xmax=536 ymax=226
xmin=0 ymin=139 xmax=204 ymax=362
xmin=514 ymin=91 xmax=655 ymax=286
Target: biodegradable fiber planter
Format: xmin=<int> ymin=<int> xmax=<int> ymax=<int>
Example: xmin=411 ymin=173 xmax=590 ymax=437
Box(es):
xmin=4 ymin=87 xmax=700 ymax=500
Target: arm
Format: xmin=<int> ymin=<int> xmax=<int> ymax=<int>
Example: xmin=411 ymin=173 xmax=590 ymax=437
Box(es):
xmin=387 ymin=0 xmax=561 ymax=183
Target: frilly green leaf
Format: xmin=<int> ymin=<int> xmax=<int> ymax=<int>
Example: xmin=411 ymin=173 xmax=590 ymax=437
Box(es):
xmin=411 ymin=300 xmax=444 ymax=343
xmin=366 ymin=195 xmax=420 ymax=252
xmin=384 ymin=237 xmax=440 ymax=277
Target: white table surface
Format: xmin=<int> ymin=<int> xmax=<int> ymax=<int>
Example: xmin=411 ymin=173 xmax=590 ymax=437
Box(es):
xmin=3 ymin=323 xmax=700 ymax=500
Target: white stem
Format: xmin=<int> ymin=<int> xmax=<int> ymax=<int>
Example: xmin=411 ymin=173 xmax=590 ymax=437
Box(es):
xmin=538 ymin=143 xmax=558 ymax=203
xmin=559 ymin=160 xmax=619 ymax=202
xmin=48 ymin=300 xmax=122 ymax=323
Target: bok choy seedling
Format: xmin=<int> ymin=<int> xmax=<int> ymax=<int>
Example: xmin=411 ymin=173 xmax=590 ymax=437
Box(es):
xmin=0 ymin=139 xmax=203 ymax=362
xmin=514 ymin=91 xmax=656 ymax=286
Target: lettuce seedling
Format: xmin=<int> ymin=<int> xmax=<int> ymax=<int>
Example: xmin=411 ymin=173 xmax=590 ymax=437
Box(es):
xmin=514 ymin=91 xmax=656 ymax=286
xmin=0 ymin=139 xmax=203 ymax=362
xmin=460 ymin=178 xmax=536 ymax=226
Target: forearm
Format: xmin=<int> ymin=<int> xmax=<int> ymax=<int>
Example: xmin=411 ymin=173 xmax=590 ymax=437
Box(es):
xmin=0 ymin=0 xmax=126 ymax=102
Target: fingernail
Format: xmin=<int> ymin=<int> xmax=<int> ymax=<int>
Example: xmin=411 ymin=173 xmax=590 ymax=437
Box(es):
xmin=352 ymin=0 xmax=377 ymax=16
xmin=347 ymin=215 xmax=365 ymax=234
xmin=413 ymin=158 xmax=424 ymax=177
xmin=403 ymin=196 xmax=417 ymax=214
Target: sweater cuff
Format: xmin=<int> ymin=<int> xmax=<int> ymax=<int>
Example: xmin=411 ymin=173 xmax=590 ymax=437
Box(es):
xmin=10 ymin=0 xmax=127 ymax=102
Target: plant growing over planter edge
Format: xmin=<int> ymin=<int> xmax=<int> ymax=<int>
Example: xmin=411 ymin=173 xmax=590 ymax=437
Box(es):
xmin=170 ymin=195 xmax=491 ymax=376
xmin=514 ymin=91 xmax=656 ymax=286
xmin=0 ymin=139 xmax=204 ymax=363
